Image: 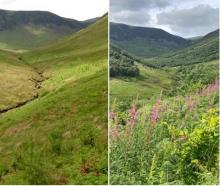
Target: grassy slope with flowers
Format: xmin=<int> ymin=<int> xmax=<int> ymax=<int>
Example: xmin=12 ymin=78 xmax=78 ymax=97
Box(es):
xmin=110 ymin=57 xmax=219 ymax=184
xmin=0 ymin=16 xmax=108 ymax=184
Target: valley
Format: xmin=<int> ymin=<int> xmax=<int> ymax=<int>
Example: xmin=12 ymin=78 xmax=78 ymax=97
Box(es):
xmin=110 ymin=22 xmax=219 ymax=185
xmin=0 ymin=11 xmax=108 ymax=184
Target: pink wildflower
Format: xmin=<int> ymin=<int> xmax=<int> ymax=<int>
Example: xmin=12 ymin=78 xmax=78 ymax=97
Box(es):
xmin=149 ymin=99 xmax=161 ymax=125
xmin=186 ymin=96 xmax=192 ymax=111
xmin=111 ymin=125 xmax=120 ymax=140
xmin=199 ymin=79 xmax=219 ymax=96
xmin=129 ymin=105 xmax=137 ymax=128
xmin=109 ymin=112 xmax=116 ymax=119
xmin=186 ymin=96 xmax=198 ymax=111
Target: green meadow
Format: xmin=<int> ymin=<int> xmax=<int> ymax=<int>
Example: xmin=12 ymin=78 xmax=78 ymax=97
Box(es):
xmin=110 ymin=64 xmax=173 ymax=103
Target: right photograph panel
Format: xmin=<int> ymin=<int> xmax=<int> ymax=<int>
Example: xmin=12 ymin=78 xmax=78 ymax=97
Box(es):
xmin=109 ymin=0 xmax=219 ymax=185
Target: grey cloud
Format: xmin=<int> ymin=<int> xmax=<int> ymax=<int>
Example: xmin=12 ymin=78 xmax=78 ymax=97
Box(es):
xmin=110 ymin=0 xmax=171 ymax=26
xmin=157 ymin=5 xmax=219 ymax=37
xmin=110 ymin=0 xmax=170 ymax=12
xmin=111 ymin=10 xmax=151 ymax=25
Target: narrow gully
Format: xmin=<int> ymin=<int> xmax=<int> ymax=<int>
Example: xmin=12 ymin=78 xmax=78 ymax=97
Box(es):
xmin=0 ymin=58 xmax=45 ymax=115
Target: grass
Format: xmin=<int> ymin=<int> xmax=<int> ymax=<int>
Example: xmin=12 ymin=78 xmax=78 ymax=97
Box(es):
xmin=110 ymin=63 xmax=173 ymax=104
xmin=0 ymin=50 xmax=41 ymax=112
xmin=0 ymin=16 xmax=108 ymax=184
xmin=144 ymin=30 xmax=219 ymax=67
xmin=0 ymin=25 xmax=77 ymax=51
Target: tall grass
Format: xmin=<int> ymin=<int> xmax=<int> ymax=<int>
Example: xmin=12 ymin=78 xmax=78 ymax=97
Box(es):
xmin=110 ymin=80 xmax=219 ymax=185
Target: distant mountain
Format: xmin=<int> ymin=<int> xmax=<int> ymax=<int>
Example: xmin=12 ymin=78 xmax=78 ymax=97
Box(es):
xmin=0 ymin=9 xmax=97 ymax=50
xmin=187 ymin=36 xmax=203 ymax=41
xmin=110 ymin=22 xmax=190 ymax=58
xmin=145 ymin=29 xmax=219 ymax=67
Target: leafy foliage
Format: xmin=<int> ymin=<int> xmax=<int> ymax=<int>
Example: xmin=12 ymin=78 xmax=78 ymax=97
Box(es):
xmin=110 ymin=45 xmax=139 ymax=77
xmin=169 ymin=62 xmax=219 ymax=96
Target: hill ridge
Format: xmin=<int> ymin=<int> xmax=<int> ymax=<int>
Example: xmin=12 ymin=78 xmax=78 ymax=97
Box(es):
xmin=110 ymin=22 xmax=190 ymax=58
xmin=0 ymin=9 xmax=99 ymax=50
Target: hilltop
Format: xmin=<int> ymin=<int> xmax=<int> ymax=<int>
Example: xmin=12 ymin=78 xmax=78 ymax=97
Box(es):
xmin=110 ymin=22 xmax=190 ymax=58
xmin=0 ymin=9 xmax=97 ymax=50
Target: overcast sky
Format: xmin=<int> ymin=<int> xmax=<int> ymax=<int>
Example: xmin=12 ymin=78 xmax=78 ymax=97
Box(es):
xmin=110 ymin=0 xmax=219 ymax=37
xmin=0 ymin=0 xmax=108 ymax=21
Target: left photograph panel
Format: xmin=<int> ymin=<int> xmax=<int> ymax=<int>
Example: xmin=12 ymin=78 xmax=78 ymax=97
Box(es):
xmin=0 ymin=0 xmax=108 ymax=184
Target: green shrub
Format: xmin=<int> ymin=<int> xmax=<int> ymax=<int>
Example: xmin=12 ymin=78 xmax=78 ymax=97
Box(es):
xmin=110 ymin=46 xmax=140 ymax=77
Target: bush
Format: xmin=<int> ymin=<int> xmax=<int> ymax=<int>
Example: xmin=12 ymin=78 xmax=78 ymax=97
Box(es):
xmin=110 ymin=46 xmax=140 ymax=77
xmin=169 ymin=64 xmax=218 ymax=96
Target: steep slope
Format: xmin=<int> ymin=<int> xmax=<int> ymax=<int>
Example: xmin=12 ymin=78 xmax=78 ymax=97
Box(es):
xmin=110 ymin=22 xmax=190 ymax=58
xmin=0 ymin=16 xmax=108 ymax=184
xmin=144 ymin=29 xmax=219 ymax=67
xmin=0 ymin=9 xmax=96 ymax=50
xmin=0 ymin=50 xmax=42 ymax=112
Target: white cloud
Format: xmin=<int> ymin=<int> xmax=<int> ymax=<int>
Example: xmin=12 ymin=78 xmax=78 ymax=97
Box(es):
xmin=0 ymin=0 xmax=108 ymax=20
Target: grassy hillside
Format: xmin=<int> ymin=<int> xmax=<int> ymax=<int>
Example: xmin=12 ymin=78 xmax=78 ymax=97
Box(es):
xmin=0 ymin=9 xmax=97 ymax=51
xmin=0 ymin=15 xmax=108 ymax=185
xmin=0 ymin=50 xmax=42 ymax=112
xmin=110 ymin=63 xmax=173 ymax=104
xmin=144 ymin=29 xmax=219 ymax=67
xmin=110 ymin=22 xmax=190 ymax=58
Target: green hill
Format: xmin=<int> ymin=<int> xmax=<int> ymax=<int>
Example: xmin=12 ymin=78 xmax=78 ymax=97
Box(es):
xmin=0 ymin=9 xmax=97 ymax=51
xmin=144 ymin=29 xmax=219 ymax=67
xmin=0 ymin=15 xmax=108 ymax=185
xmin=110 ymin=22 xmax=190 ymax=58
